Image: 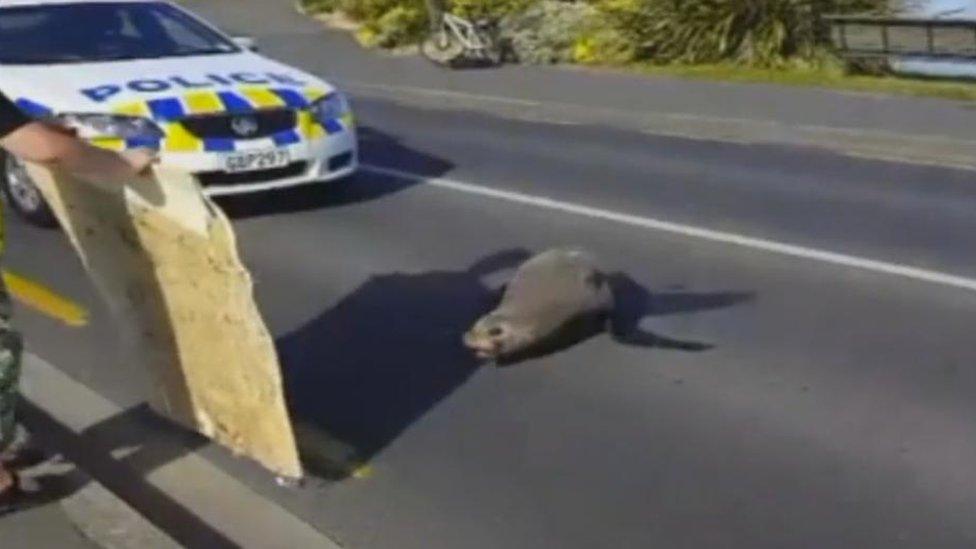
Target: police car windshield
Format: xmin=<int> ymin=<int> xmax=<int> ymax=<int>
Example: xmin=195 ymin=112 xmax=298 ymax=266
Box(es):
xmin=0 ymin=2 xmax=240 ymax=64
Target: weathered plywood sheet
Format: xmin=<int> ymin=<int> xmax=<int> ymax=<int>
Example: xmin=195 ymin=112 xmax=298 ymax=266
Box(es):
xmin=26 ymin=163 xmax=302 ymax=480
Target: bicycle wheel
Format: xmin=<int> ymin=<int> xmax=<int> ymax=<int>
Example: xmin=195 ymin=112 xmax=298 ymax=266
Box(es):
xmin=421 ymin=28 xmax=464 ymax=67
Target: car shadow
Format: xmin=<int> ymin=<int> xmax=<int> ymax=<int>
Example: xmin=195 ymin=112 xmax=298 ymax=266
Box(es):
xmin=276 ymin=248 xmax=755 ymax=480
xmin=215 ymin=125 xmax=453 ymax=219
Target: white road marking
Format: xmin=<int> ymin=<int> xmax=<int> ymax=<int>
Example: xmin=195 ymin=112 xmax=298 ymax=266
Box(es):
xmin=362 ymin=164 xmax=976 ymax=293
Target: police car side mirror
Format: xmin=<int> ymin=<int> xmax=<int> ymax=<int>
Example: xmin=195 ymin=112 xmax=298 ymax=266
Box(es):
xmin=232 ymin=36 xmax=259 ymax=52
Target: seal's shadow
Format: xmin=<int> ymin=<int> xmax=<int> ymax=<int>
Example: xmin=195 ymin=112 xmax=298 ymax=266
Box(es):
xmin=277 ymin=248 xmax=532 ymax=480
xmin=277 ymin=249 xmax=753 ymax=479
xmin=609 ymin=273 xmax=754 ymax=350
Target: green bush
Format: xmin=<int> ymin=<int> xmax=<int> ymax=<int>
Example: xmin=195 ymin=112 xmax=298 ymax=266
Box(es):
xmin=342 ymin=0 xmax=422 ymax=21
xmin=591 ymin=0 xmax=890 ymax=66
xmin=303 ymin=0 xmax=539 ymax=49
xmin=572 ymin=19 xmax=635 ymax=64
xmin=449 ymin=0 xmax=535 ymax=18
xmin=300 ymin=0 xmax=339 ymax=14
xmin=313 ymin=0 xmax=427 ymax=47
xmin=501 ymin=1 xmax=599 ymax=64
xmin=367 ymin=4 xmax=428 ymax=47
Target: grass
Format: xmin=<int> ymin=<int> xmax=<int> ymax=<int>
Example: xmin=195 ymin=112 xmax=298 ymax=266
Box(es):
xmin=629 ymin=62 xmax=976 ymax=103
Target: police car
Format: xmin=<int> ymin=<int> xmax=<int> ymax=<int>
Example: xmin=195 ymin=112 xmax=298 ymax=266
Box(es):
xmin=0 ymin=0 xmax=358 ymax=226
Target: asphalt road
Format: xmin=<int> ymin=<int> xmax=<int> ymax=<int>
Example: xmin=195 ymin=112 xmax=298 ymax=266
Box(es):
xmin=7 ymin=5 xmax=976 ymax=549
xmin=9 ymin=93 xmax=976 ymax=548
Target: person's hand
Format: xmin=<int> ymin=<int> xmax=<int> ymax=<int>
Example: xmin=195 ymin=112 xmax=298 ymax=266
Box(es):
xmin=120 ymin=148 xmax=158 ymax=177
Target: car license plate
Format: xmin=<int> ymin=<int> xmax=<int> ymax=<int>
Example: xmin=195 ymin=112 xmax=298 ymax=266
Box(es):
xmin=223 ymin=149 xmax=290 ymax=173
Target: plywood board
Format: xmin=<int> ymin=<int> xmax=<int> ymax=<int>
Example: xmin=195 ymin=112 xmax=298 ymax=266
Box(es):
xmin=25 ymin=163 xmax=302 ymax=480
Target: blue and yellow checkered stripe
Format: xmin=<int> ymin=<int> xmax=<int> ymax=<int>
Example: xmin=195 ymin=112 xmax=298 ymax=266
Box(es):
xmin=16 ymin=86 xmax=354 ymax=153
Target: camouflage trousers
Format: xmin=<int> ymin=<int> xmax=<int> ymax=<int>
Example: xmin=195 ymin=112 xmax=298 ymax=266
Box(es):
xmin=0 ymin=272 xmax=22 ymax=453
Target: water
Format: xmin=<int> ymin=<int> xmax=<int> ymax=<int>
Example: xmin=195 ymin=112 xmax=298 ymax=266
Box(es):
xmin=889 ymin=0 xmax=976 ymax=78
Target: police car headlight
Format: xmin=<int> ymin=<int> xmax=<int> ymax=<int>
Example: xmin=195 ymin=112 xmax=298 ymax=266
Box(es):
xmin=310 ymin=92 xmax=351 ymax=124
xmin=54 ymin=113 xmax=164 ymax=141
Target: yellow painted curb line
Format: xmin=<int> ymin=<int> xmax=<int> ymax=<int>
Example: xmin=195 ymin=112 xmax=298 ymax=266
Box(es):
xmin=2 ymin=270 xmax=89 ymax=327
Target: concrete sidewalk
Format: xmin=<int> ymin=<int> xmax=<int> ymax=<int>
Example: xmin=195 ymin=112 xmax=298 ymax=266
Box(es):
xmin=1 ymin=505 xmax=97 ymax=548
xmin=0 ymin=432 xmax=178 ymax=549
xmin=0 ymin=466 xmax=100 ymax=549
xmin=182 ymin=0 xmax=976 ymax=170
xmin=1 ymin=348 xmax=344 ymax=549
xmin=15 ymin=353 xmax=342 ymax=549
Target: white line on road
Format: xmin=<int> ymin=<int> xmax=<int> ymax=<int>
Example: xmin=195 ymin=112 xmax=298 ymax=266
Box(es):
xmin=363 ymin=164 xmax=976 ymax=293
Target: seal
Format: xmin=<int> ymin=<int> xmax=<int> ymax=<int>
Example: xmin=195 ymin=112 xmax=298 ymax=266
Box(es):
xmin=462 ymin=247 xmax=733 ymax=363
xmin=463 ymin=247 xmax=614 ymax=361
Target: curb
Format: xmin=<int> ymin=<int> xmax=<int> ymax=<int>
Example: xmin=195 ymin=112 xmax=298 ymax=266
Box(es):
xmin=19 ymin=353 xmax=343 ymax=549
xmin=62 ymin=479 xmax=182 ymax=549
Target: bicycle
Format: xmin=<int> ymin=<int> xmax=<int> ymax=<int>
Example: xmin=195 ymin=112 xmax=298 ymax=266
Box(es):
xmin=420 ymin=9 xmax=509 ymax=68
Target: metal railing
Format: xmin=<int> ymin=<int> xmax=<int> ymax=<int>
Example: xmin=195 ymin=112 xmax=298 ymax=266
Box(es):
xmin=824 ymin=15 xmax=976 ymax=59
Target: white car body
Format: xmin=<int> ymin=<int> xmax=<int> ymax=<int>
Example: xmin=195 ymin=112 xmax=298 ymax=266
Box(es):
xmin=0 ymin=0 xmax=358 ymax=197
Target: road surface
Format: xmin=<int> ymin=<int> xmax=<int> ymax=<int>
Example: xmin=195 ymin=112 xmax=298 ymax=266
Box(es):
xmin=7 ymin=3 xmax=976 ymax=549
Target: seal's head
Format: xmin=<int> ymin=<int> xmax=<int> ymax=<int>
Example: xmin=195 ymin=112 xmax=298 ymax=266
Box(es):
xmin=463 ymin=313 xmax=535 ymax=360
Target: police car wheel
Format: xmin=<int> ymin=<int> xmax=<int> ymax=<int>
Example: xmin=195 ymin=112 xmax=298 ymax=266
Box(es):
xmin=1 ymin=153 xmax=58 ymax=228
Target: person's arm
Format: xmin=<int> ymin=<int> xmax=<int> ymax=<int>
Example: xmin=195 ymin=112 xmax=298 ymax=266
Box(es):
xmin=0 ymin=122 xmax=156 ymax=185
xmin=0 ymin=92 xmax=154 ymax=185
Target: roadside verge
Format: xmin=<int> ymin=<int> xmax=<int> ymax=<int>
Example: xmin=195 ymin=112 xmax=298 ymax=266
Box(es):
xmin=19 ymin=352 xmax=343 ymax=549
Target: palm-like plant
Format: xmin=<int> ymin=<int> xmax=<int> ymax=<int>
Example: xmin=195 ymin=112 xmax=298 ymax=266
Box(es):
xmin=597 ymin=0 xmax=891 ymax=66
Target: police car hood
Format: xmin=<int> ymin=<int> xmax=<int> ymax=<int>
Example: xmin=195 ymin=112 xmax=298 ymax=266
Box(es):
xmin=0 ymin=52 xmax=332 ymax=116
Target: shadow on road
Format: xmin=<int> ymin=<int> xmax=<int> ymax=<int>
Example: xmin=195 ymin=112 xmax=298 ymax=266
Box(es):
xmin=17 ymin=402 xmax=234 ymax=549
xmin=216 ymin=125 xmax=454 ymax=220
xmin=278 ymin=249 xmax=531 ymax=480
xmin=609 ymin=273 xmax=754 ymax=350
xmin=278 ymin=248 xmax=755 ymax=479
